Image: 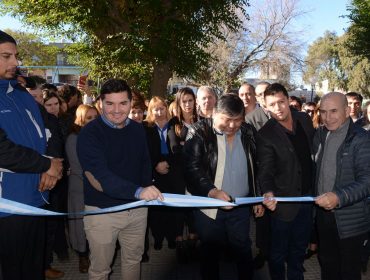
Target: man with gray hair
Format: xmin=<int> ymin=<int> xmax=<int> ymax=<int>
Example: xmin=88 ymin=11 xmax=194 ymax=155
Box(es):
xmin=196 ymin=85 xmax=217 ymax=119
xmin=314 ymin=92 xmax=370 ymax=279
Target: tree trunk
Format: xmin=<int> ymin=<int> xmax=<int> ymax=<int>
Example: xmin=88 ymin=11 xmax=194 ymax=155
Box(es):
xmin=149 ymin=63 xmax=172 ymax=98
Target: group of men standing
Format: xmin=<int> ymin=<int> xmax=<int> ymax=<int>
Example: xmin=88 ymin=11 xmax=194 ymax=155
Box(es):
xmin=237 ymin=82 xmax=370 ymax=280
xmin=0 ymin=29 xmax=369 ymax=280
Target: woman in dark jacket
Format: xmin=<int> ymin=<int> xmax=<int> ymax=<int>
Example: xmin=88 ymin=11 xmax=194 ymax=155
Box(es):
xmin=143 ymin=96 xmax=186 ymax=251
xmin=168 ymin=88 xmax=199 ymax=255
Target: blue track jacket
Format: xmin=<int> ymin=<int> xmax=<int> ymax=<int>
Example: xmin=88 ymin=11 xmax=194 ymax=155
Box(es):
xmin=0 ymin=79 xmax=47 ymax=215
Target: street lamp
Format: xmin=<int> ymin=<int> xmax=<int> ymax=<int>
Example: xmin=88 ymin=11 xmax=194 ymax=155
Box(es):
xmin=309 ymin=77 xmax=318 ymax=102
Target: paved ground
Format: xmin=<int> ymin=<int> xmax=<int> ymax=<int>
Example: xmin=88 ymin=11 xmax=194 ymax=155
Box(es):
xmin=53 ymin=218 xmax=370 ymax=280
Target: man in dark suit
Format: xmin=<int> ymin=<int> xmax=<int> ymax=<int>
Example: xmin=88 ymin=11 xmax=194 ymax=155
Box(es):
xmin=257 ymin=83 xmax=315 ymax=280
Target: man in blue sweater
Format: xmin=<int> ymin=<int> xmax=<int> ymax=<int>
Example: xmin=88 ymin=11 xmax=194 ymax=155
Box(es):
xmin=0 ymin=30 xmax=63 ymax=280
xmin=77 ymin=79 xmax=163 ymax=280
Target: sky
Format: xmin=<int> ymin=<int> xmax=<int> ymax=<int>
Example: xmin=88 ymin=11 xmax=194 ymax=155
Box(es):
xmin=297 ymin=0 xmax=351 ymax=44
xmin=0 ymin=0 xmax=352 ymax=85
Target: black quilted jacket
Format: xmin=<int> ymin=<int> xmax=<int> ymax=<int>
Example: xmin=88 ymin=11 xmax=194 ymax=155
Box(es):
xmin=314 ymin=120 xmax=370 ymax=239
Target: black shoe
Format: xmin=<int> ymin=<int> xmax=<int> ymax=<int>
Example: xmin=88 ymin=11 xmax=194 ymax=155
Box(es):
xmin=154 ymin=241 xmax=162 ymax=250
xmin=176 ymin=240 xmax=188 ymax=263
xmin=187 ymin=239 xmax=197 ymax=249
xmin=362 ymin=261 xmax=368 ymax=274
xmin=304 ymin=249 xmax=317 ymax=259
xmin=141 ymin=252 xmax=149 ymax=263
xmin=168 ymin=240 xmax=176 ymax=249
xmin=253 ymin=253 xmax=266 ymax=270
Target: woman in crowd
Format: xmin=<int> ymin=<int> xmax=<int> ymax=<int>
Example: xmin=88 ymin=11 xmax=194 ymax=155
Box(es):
xmin=168 ymin=100 xmax=177 ymax=118
xmin=65 ymin=104 xmax=99 ymax=273
xmin=144 ymin=97 xmax=185 ymax=254
xmin=169 ymin=87 xmax=199 ymax=260
xmin=43 ymin=90 xmax=65 ymax=117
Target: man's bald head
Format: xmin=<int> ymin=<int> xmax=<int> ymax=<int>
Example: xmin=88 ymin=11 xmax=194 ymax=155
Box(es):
xmin=321 ymin=92 xmax=348 ymax=108
xmin=319 ymin=92 xmax=350 ymax=131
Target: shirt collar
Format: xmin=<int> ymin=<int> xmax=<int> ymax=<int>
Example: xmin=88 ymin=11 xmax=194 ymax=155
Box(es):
xmin=331 ymin=118 xmax=350 ymax=135
xmin=101 ymin=114 xmax=130 ymax=129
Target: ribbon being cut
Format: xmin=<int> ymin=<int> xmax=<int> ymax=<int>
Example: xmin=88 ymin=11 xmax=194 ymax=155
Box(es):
xmin=0 ymin=193 xmax=316 ymax=216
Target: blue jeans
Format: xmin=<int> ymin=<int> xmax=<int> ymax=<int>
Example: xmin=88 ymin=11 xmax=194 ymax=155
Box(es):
xmin=269 ymin=204 xmax=313 ymax=280
xmin=194 ymin=206 xmax=253 ymax=280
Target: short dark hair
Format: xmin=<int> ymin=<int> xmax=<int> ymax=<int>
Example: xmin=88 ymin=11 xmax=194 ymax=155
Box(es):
xmin=289 ymin=95 xmax=303 ymax=107
xmin=264 ymin=83 xmax=289 ymax=99
xmin=0 ymin=30 xmax=17 ymax=45
xmin=23 ymin=76 xmax=36 ymax=89
xmin=345 ymin=91 xmax=363 ymax=103
xmin=28 ymin=75 xmax=46 ymax=88
xmin=100 ymin=79 xmax=132 ymax=101
xmin=41 ymin=83 xmax=58 ymax=93
xmin=214 ymin=94 xmax=244 ymax=117
xmin=58 ymin=84 xmax=81 ymax=103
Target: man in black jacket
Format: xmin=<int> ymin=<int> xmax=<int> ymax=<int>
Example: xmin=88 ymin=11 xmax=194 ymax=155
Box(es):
xmin=184 ymin=94 xmax=266 ymax=280
xmin=314 ymin=92 xmax=370 ymax=280
xmin=257 ymin=83 xmax=314 ymax=280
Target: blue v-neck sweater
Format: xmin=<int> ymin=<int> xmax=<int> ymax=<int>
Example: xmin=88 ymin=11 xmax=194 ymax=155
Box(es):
xmin=77 ymin=117 xmax=152 ymax=208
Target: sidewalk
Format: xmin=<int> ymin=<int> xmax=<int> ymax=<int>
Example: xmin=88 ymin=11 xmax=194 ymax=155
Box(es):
xmin=53 ymin=218 xmax=370 ymax=280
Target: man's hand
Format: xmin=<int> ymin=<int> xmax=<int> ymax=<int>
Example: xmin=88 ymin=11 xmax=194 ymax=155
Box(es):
xmin=263 ymin=192 xmax=277 ymax=211
xmin=208 ymin=188 xmax=233 ymax=210
xmin=46 ymin=158 xmax=63 ymax=179
xmin=155 ymin=161 xmax=169 ymax=175
xmin=315 ymin=192 xmax=339 ymax=210
xmin=38 ymin=173 xmax=58 ymax=192
xmin=139 ymin=185 xmax=164 ymax=201
xmin=253 ymin=204 xmax=265 ymax=218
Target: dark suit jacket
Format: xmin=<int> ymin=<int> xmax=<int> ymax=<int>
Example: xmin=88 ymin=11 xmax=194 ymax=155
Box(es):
xmin=257 ymin=110 xmax=315 ymax=221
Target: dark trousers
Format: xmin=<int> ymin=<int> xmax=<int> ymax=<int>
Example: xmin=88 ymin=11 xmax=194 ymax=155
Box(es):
xmin=316 ymin=209 xmax=366 ymax=280
xmin=194 ymin=207 xmax=253 ymax=280
xmin=149 ymin=207 xmax=177 ymax=244
xmin=44 ymin=178 xmax=69 ymax=268
xmin=255 ymin=211 xmax=271 ymax=257
xmin=269 ymin=204 xmax=312 ymax=280
xmin=0 ymin=215 xmax=46 ymax=280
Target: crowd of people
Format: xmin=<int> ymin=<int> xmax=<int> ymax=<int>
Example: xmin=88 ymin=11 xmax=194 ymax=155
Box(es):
xmin=0 ymin=30 xmax=369 ymax=280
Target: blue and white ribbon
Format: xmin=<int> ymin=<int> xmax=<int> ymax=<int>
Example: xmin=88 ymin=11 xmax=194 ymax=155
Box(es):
xmin=0 ymin=193 xmax=319 ymax=216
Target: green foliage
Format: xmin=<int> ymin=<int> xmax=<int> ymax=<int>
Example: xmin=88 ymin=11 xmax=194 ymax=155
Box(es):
xmin=304 ymin=31 xmax=370 ymax=96
xmin=346 ymin=0 xmax=370 ymax=59
xmin=4 ymin=29 xmax=58 ymax=66
xmin=65 ymin=42 xmax=152 ymax=94
xmin=303 ymin=31 xmax=346 ymax=91
xmin=1 ymin=0 xmax=248 ymax=96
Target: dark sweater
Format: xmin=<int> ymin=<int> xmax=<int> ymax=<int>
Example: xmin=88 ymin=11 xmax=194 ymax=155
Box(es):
xmin=77 ymin=117 xmax=152 ymax=208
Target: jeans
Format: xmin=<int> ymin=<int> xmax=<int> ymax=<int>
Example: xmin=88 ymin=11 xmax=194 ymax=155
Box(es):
xmin=194 ymin=206 xmax=253 ymax=280
xmin=269 ymin=204 xmax=313 ymax=280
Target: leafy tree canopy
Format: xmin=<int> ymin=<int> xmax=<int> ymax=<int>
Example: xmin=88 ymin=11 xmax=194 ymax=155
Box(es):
xmin=1 ymin=0 xmax=249 ymax=97
xmin=303 ymin=31 xmax=370 ymax=96
xmin=346 ymin=0 xmax=370 ymax=59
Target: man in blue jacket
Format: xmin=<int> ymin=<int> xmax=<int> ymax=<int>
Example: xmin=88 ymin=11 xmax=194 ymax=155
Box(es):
xmin=314 ymin=92 xmax=370 ymax=280
xmin=77 ymin=78 xmax=163 ymax=280
xmin=0 ymin=30 xmax=63 ymax=280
